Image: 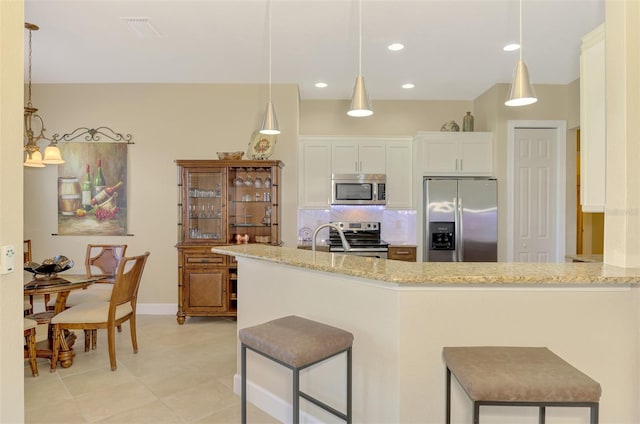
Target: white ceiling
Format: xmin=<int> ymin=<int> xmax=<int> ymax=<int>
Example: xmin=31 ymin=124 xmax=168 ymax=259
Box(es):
xmin=24 ymin=0 xmax=604 ymax=101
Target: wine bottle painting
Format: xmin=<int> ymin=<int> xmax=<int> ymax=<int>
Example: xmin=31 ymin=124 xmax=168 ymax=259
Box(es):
xmin=57 ymin=142 xmax=128 ymax=236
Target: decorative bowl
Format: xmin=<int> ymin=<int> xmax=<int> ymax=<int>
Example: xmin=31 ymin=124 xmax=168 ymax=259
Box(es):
xmin=217 ymin=151 xmax=244 ymax=160
xmin=24 ymin=255 xmax=74 ymax=280
xmin=440 ymin=120 xmax=460 ymax=132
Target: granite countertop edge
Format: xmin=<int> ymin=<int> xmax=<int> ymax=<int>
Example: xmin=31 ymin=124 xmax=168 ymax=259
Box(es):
xmin=212 ymin=245 xmax=640 ymax=286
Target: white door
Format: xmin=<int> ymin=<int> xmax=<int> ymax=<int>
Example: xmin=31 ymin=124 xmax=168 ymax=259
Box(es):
xmin=513 ymin=128 xmax=557 ymax=262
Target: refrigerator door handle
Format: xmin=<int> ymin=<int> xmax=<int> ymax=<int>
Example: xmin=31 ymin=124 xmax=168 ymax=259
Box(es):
xmin=457 ymin=196 xmax=464 ymax=262
xmin=453 ymin=196 xmax=460 ymax=262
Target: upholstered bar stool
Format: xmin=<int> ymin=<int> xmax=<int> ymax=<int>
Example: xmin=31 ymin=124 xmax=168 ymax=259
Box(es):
xmin=239 ymin=315 xmax=354 ymax=424
xmin=443 ymin=346 xmax=601 ymax=424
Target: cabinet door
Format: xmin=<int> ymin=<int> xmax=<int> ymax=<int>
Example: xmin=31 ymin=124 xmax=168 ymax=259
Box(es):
xmin=422 ymin=139 xmax=458 ymax=173
xmin=299 ymin=142 xmax=332 ymax=208
xmin=331 ymin=143 xmax=359 ymax=173
xmin=458 ymin=138 xmax=492 ymax=174
xmin=385 ymin=142 xmax=413 ymax=208
xmin=183 ymin=268 xmax=228 ymax=312
xmin=182 ymin=168 xmax=225 ymax=243
xmin=358 ymin=143 xmax=386 ymax=173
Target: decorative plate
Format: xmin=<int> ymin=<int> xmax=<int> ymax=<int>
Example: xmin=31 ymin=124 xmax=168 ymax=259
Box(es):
xmin=247 ymin=131 xmax=277 ymax=160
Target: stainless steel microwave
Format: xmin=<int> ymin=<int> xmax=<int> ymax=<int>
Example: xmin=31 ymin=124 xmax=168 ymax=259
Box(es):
xmin=331 ymin=173 xmax=386 ymax=205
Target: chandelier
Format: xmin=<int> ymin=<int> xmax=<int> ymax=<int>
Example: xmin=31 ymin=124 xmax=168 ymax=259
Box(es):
xmin=24 ymin=22 xmax=64 ymax=167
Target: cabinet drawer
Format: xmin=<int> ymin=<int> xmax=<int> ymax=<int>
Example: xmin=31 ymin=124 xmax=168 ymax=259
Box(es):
xmin=184 ymin=252 xmax=227 ymax=266
xmin=388 ymin=246 xmax=417 ymax=262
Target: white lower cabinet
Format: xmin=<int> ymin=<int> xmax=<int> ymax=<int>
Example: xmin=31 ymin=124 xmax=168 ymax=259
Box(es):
xmin=414 ymin=132 xmax=493 ymax=176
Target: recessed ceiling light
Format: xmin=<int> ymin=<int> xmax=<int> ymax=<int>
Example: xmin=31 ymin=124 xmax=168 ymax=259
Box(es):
xmin=503 ymin=43 xmax=520 ymax=52
xmin=315 ymin=82 xmax=328 ymax=88
xmin=402 ymin=83 xmax=415 ymax=89
xmin=388 ymin=43 xmax=405 ymax=52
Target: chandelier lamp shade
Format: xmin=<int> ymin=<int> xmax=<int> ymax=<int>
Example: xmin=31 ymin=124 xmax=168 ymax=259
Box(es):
xmin=23 ymin=22 xmax=64 ymax=167
xmin=505 ymin=0 xmax=537 ymax=106
xmin=348 ymin=0 xmax=373 ymax=117
xmin=259 ymin=0 xmax=280 ymax=135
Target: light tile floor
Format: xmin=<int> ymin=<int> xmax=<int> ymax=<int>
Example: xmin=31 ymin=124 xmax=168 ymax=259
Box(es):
xmin=24 ymin=315 xmax=279 ymax=424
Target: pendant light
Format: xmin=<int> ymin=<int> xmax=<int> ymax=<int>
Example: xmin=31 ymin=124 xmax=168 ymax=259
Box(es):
xmin=505 ymin=0 xmax=537 ymax=106
xmin=259 ymin=0 xmax=280 ymax=135
xmin=23 ymin=23 xmax=64 ymax=167
xmin=347 ymin=0 xmax=373 ymax=117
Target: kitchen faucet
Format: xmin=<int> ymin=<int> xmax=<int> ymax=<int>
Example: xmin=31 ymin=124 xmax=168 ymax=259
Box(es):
xmin=312 ymin=223 xmax=351 ymax=253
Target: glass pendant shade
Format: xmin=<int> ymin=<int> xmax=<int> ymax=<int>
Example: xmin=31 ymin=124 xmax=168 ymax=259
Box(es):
xmin=259 ymin=101 xmax=280 ymax=135
xmin=42 ymin=144 xmax=65 ymax=164
xmin=24 ymin=150 xmax=45 ymax=167
xmin=505 ymin=60 xmax=538 ymax=106
xmin=348 ymin=75 xmax=373 ymax=117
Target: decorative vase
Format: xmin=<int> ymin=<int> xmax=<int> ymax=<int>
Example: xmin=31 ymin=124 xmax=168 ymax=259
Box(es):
xmin=440 ymin=121 xmax=460 ymax=132
xmin=462 ymin=112 xmax=474 ymax=132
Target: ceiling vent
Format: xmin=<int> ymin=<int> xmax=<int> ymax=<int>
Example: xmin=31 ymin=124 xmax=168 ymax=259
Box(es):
xmin=121 ymin=17 xmax=162 ymax=38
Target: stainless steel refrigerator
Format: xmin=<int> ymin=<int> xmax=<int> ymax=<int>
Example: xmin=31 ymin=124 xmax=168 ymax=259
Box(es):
xmin=423 ymin=177 xmax=497 ymax=262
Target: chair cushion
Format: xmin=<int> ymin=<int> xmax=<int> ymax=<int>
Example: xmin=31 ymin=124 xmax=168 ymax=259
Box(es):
xmin=50 ymin=301 xmax=132 ymax=324
xmin=24 ymin=318 xmax=38 ymax=331
xmin=443 ymin=346 xmax=602 ymax=403
xmin=49 ymin=283 xmax=113 ymax=308
xmin=239 ymin=315 xmax=354 ymax=368
xmin=24 ymin=298 xmax=32 ymax=311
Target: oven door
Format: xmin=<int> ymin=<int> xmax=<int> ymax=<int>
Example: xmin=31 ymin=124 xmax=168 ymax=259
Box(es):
xmin=330 ymin=248 xmax=388 ymax=259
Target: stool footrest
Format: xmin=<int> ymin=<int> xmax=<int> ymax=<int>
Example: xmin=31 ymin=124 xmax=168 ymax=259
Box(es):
xmin=300 ymin=390 xmax=348 ymax=421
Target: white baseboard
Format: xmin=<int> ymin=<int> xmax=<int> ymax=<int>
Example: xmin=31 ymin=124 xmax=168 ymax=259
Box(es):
xmin=136 ymin=303 xmax=176 ymax=315
xmin=232 ymin=373 xmax=324 ymax=424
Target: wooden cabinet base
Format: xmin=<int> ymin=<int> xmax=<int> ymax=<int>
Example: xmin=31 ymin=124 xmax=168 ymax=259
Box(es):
xmin=388 ymin=246 xmax=417 ymax=262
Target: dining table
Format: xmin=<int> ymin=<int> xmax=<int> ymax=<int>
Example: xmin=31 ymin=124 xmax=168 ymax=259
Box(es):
xmin=23 ymin=274 xmax=99 ymax=369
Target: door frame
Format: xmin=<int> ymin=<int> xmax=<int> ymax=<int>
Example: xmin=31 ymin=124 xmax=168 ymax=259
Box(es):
xmin=507 ymin=120 xmax=567 ymax=262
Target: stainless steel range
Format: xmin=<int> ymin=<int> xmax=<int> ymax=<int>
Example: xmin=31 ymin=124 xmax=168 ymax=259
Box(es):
xmin=328 ymin=221 xmax=389 ymax=259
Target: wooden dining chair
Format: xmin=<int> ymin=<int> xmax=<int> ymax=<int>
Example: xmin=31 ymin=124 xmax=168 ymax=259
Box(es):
xmin=50 ymin=251 xmax=150 ymax=371
xmin=24 ymin=318 xmax=39 ymax=377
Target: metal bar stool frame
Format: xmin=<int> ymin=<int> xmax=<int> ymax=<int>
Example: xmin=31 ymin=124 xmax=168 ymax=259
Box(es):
xmin=241 ymin=342 xmax=352 ymax=424
xmin=446 ymin=367 xmax=600 ymax=424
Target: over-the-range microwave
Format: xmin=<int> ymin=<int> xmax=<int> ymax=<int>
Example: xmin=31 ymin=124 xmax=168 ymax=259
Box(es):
xmin=331 ymin=173 xmax=386 ymax=205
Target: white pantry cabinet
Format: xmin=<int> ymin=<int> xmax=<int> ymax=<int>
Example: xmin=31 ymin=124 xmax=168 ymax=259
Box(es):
xmin=298 ymin=137 xmax=413 ymax=209
xmin=414 ymin=132 xmax=493 ymax=176
xmin=580 ymin=24 xmax=605 ymax=213
xmin=331 ymin=141 xmax=386 ymax=173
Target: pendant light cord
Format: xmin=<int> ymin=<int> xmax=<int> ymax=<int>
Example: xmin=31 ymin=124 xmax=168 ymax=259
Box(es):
xmin=518 ymin=0 xmax=523 ymax=61
xmin=358 ymin=0 xmax=362 ymax=76
xmin=27 ymin=26 xmax=33 ymax=107
xmin=268 ymin=0 xmax=272 ymax=103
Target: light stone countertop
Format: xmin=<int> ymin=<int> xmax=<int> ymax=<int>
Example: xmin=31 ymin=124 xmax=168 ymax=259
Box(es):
xmin=212 ymin=244 xmax=640 ymax=286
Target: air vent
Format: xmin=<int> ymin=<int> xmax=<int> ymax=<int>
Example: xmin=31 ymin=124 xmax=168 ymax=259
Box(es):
xmin=121 ymin=17 xmax=162 ymax=38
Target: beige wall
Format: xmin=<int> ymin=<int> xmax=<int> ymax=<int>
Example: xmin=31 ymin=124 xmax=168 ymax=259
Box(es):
xmin=300 ymin=99 xmax=473 ymax=135
xmin=474 ymin=83 xmax=578 ymax=260
xmin=23 ymin=83 xmax=299 ymax=306
xmin=0 ymin=1 xmax=26 ymax=421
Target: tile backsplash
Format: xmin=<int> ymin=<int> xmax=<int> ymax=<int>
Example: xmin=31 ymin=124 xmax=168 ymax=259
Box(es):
xmin=298 ymin=207 xmax=417 ymax=244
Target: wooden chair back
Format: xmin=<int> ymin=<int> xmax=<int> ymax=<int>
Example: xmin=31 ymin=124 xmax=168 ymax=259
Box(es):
xmin=109 ymin=252 xmax=150 ymax=316
xmin=24 ymin=240 xmax=32 ymax=264
xmin=85 ymin=244 xmax=128 ymax=282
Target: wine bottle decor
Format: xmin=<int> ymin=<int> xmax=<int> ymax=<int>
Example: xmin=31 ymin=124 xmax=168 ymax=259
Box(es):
xmin=462 ymin=112 xmax=475 ymax=132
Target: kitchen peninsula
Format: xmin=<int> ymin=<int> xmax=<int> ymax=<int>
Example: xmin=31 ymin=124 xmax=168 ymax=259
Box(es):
xmin=213 ymin=244 xmax=640 ymax=424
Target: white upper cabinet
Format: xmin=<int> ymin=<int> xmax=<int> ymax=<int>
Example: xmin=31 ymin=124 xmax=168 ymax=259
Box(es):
xmin=414 ymin=132 xmax=493 ymax=176
xmin=298 ymin=139 xmax=332 ymax=208
xmin=331 ymin=141 xmax=386 ymax=173
xmin=385 ymin=141 xmax=413 ymax=208
xmin=580 ymin=24 xmax=605 ymax=213
xmin=298 ymin=137 xmax=412 ymax=209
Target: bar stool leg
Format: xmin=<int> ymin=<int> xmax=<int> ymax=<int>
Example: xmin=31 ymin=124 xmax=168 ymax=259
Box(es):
xmin=293 ymin=368 xmax=300 ymax=424
xmin=591 ymin=404 xmax=599 ymax=424
xmin=241 ymin=343 xmax=247 ymax=424
xmin=446 ymin=367 xmax=451 ymax=424
xmin=347 ymin=347 xmax=352 ymax=423
xmin=539 ymin=406 xmax=546 ymax=424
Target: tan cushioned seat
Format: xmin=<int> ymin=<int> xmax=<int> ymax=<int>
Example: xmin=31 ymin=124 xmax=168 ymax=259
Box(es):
xmin=51 ymin=301 xmax=132 ymax=324
xmin=24 ymin=318 xmax=38 ymax=331
xmin=239 ymin=315 xmax=354 ymax=368
xmin=443 ymin=346 xmax=602 ymax=403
